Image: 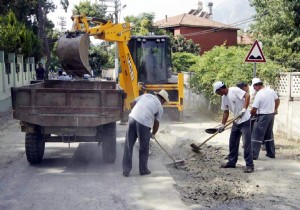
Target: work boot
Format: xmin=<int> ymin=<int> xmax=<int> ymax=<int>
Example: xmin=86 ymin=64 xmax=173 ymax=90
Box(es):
xmin=123 ymin=172 xmax=130 ymax=177
xmin=220 ymin=162 xmax=236 ymax=168
xmin=265 ymin=153 xmax=275 ymax=158
xmin=244 ymin=166 xmax=254 ymax=173
xmin=140 ymin=169 xmax=151 ymax=176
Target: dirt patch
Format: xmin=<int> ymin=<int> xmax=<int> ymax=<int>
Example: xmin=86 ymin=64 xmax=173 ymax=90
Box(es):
xmin=151 ymin=112 xmax=300 ymax=209
xmin=155 ymin=139 xmax=260 ymax=208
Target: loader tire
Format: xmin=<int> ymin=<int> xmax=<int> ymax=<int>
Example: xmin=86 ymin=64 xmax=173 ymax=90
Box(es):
xmin=98 ymin=122 xmax=116 ymax=163
xmin=25 ymin=132 xmax=45 ymax=164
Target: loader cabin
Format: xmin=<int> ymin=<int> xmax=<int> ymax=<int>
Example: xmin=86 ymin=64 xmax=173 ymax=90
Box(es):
xmin=128 ymin=35 xmax=172 ymax=84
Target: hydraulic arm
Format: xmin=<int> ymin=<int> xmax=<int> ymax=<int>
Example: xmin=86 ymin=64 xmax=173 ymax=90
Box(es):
xmin=57 ymin=15 xmax=139 ymax=108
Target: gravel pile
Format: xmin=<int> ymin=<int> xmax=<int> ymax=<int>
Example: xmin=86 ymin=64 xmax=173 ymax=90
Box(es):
xmin=151 ymin=136 xmax=260 ymax=208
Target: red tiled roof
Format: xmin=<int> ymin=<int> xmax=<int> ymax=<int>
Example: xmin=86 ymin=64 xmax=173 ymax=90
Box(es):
xmin=154 ymin=13 xmax=239 ymax=30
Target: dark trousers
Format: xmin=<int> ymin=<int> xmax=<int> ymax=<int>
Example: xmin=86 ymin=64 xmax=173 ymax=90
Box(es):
xmin=122 ymin=117 xmax=151 ymax=174
xmin=228 ymin=119 xmax=254 ymax=167
xmin=251 ymin=114 xmax=276 ymax=159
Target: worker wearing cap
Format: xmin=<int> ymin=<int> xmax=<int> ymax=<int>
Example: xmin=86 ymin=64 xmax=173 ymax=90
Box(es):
xmin=250 ymin=78 xmax=280 ymax=160
xmin=213 ymin=81 xmax=254 ymax=173
xmin=122 ymin=89 xmax=169 ymax=177
xmin=58 ymin=71 xmax=71 ymax=80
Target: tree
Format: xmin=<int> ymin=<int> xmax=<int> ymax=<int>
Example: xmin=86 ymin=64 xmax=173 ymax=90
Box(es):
xmin=88 ymin=44 xmax=114 ymax=76
xmin=170 ymin=35 xmax=200 ymax=55
xmin=250 ymin=0 xmax=300 ymax=70
xmin=0 ymin=0 xmax=37 ymax=27
xmin=189 ymin=45 xmax=282 ymax=106
xmin=0 ymin=0 xmax=69 ymax=70
xmin=0 ymin=10 xmax=42 ymax=58
xmin=73 ymin=1 xmax=107 ymax=19
xmin=37 ymin=0 xmax=56 ymax=77
xmin=124 ymin=13 xmax=155 ymax=35
xmin=60 ymin=0 xmax=69 ymax=12
xmin=172 ymin=52 xmax=198 ymax=72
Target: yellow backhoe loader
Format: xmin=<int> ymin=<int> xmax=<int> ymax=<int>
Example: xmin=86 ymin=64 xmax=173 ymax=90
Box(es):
xmin=57 ymin=15 xmax=184 ymax=120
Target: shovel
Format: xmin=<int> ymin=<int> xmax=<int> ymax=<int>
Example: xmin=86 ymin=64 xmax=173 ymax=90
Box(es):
xmin=204 ymin=117 xmax=235 ymax=134
xmin=153 ymin=137 xmax=185 ymax=168
xmin=190 ymin=116 xmax=240 ymax=151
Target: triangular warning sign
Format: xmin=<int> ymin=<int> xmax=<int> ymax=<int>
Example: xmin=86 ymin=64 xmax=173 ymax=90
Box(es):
xmin=245 ymin=40 xmax=266 ymax=62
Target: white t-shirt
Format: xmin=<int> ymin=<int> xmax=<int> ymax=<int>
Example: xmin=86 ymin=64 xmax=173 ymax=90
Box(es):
xmin=129 ymin=94 xmax=163 ymax=128
xmin=221 ymin=87 xmax=251 ymax=124
xmin=252 ymin=87 xmax=278 ymax=114
xmin=58 ymin=75 xmax=72 ymax=80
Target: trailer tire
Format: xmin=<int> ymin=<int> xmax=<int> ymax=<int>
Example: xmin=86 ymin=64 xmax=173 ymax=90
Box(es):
xmin=98 ymin=122 xmax=116 ymax=163
xmin=25 ymin=132 xmax=45 ymax=164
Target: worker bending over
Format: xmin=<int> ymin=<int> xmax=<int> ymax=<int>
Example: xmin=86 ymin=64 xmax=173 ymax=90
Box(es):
xmin=122 ymin=89 xmax=169 ymax=177
xmin=213 ymin=81 xmax=254 ymax=173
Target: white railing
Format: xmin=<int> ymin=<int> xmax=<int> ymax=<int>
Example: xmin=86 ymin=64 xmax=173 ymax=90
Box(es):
xmin=276 ymin=72 xmax=300 ymax=100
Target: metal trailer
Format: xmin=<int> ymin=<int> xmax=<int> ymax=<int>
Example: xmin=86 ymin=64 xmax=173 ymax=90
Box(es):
xmin=11 ymin=80 xmax=125 ymax=164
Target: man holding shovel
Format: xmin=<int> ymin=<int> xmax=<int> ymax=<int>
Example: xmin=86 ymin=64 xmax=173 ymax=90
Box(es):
xmin=122 ymin=89 xmax=169 ymax=177
xmin=213 ymin=81 xmax=254 ymax=173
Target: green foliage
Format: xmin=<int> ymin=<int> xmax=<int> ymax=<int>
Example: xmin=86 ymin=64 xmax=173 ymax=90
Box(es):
xmin=170 ymin=35 xmax=200 ymax=55
xmin=0 ymin=10 xmax=42 ymax=58
xmin=124 ymin=13 xmax=155 ymax=35
xmin=88 ymin=44 xmax=114 ymax=76
xmin=0 ymin=0 xmax=38 ymax=26
xmin=73 ymin=1 xmax=107 ymax=19
xmin=189 ymin=45 xmax=282 ymax=105
xmin=172 ymin=52 xmax=199 ymax=72
xmin=250 ymin=0 xmax=300 ymax=70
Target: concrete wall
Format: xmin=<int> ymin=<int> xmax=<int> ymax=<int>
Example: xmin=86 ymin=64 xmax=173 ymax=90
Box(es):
xmin=0 ymin=51 xmax=36 ymax=112
xmin=274 ymin=72 xmax=300 ymax=140
xmin=274 ymin=99 xmax=300 ymax=140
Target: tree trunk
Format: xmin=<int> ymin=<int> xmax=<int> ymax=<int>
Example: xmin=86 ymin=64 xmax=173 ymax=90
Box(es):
xmin=38 ymin=0 xmax=50 ymax=80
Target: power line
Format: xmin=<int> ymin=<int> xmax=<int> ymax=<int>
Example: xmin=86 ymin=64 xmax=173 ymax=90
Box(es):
xmin=180 ymin=16 xmax=255 ymax=37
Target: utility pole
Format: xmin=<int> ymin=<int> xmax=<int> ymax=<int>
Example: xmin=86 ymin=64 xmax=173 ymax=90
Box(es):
xmin=58 ymin=16 xmax=67 ymax=33
xmin=98 ymin=0 xmax=122 ymax=80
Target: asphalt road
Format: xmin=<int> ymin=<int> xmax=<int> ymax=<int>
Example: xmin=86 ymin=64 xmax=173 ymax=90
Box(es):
xmin=0 ymin=122 xmax=189 ymax=210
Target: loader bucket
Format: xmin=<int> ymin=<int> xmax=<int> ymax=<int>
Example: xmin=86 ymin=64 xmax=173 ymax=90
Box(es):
xmin=57 ymin=33 xmax=91 ymax=76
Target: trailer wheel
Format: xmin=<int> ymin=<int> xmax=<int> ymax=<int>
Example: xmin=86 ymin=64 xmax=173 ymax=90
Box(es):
xmin=98 ymin=122 xmax=116 ymax=163
xmin=25 ymin=131 xmax=45 ymax=164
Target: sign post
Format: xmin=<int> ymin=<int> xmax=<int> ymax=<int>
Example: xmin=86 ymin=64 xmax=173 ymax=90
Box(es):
xmin=245 ymin=40 xmax=266 ymax=77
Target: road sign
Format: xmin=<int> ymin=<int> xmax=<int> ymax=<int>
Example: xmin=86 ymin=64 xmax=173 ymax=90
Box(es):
xmin=245 ymin=40 xmax=266 ymax=62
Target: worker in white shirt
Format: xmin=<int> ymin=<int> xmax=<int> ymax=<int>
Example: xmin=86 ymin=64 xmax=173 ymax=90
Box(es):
xmin=58 ymin=71 xmax=72 ymax=80
xmin=213 ymin=81 xmax=254 ymax=173
xmin=250 ymin=78 xmax=280 ymax=160
xmin=122 ymin=89 xmax=169 ymax=177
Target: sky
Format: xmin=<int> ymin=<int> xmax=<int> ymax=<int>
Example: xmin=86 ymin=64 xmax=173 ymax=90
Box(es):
xmin=48 ymin=0 xmax=256 ymax=31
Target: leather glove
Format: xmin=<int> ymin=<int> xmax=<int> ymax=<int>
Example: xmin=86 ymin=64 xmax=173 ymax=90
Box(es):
xmin=238 ymin=108 xmax=247 ymax=118
xmin=218 ymin=124 xmax=225 ymax=133
xmin=150 ymin=133 xmax=156 ymax=139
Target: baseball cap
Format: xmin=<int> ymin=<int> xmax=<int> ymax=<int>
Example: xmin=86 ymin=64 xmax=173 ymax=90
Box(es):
xmin=155 ymin=89 xmax=169 ymax=104
xmin=213 ymin=81 xmax=225 ymax=93
xmin=62 ymin=72 xmax=67 ymax=76
xmin=252 ymin=78 xmax=262 ymax=86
